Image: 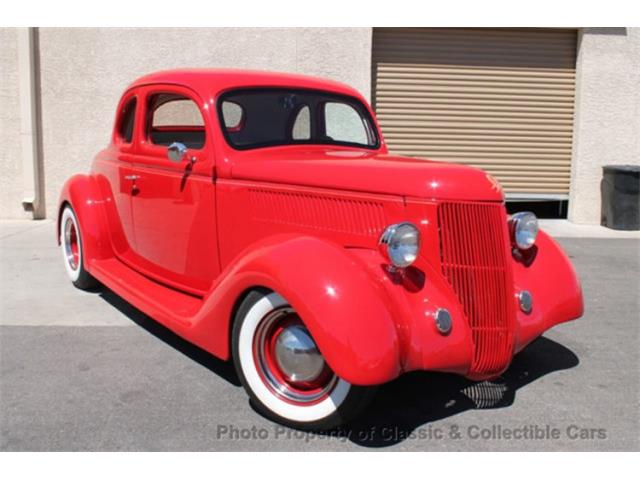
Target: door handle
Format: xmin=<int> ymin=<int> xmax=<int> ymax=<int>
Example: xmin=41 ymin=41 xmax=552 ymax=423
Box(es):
xmin=124 ymin=175 xmax=140 ymax=181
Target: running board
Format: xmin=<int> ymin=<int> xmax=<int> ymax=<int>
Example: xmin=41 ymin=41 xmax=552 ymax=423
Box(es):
xmin=89 ymin=258 xmax=202 ymax=329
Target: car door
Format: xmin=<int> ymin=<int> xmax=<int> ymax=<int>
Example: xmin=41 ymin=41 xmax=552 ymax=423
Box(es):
xmin=94 ymin=91 xmax=139 ymax=261
xmin=126 ymin=84 xmax=219 ymax=296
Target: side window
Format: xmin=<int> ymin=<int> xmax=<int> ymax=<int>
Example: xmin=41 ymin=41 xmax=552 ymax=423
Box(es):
xmin=117 ymin=97 xmax=137 ymax=144
xmin=324 ymin=102 xmax=369 ymax=145
xmin=221 ymin=101 xmax=244 ymax=132
xmin=147 ymin=93 xmax=205 ymax=149
xmin=291 ymin=105 xmax=310 ymax=140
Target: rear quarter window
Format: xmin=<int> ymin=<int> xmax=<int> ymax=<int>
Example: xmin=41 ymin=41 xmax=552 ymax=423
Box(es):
xmin=117 ymin=97 xmax=137 ymax=143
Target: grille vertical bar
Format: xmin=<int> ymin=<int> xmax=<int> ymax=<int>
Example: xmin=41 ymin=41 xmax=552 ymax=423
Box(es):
xmin=437 ymin=201 xmax=516 ymax=377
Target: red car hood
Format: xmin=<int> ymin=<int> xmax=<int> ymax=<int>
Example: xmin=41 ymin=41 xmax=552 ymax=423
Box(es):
xmin=229 ymin=147 xmax=504 ymax=202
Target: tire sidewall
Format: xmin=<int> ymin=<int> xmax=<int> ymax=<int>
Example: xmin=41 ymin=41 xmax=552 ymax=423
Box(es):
xmin=60 ymin=206 xmax=82 ymax=283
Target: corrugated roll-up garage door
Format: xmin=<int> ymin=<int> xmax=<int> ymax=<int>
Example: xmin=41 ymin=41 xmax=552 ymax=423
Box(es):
xmin=372 ymin=28 xmax=578 ymax=196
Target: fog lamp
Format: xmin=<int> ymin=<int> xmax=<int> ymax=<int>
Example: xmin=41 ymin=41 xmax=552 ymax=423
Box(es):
xmin=434 ymin=308 xmax=452 ymax=335
xmin=518 ymin=290 xmax=533 ymax=314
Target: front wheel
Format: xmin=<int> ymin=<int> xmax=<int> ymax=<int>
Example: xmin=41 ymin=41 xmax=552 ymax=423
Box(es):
xmin=59 ymin=205 xmax=99 ymax=290
xmin=232 ymin=290 xmax=375 ymax=430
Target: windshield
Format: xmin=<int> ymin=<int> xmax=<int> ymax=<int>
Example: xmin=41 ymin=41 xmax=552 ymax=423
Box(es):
xmin=217 ymin=88 xmax=379 ymax=150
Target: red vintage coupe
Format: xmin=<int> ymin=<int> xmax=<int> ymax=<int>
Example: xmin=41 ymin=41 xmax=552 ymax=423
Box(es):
xmin=58 ymin=69 xmax=583 ymax=429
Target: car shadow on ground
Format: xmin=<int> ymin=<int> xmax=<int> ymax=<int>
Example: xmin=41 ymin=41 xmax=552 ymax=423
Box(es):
xmin=98 ymin=286 xmax=579 ymax=449
xmin=98 ymin=288 xmax=241 ymax=387
xmin=338 ymin=336 xmax=579 ymax=447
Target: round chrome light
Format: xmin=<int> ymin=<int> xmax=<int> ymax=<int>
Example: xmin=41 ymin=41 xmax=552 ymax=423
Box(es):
xmin=510 ymin=212 xmax=539 ymax=250
xmin=379 ymin=222 xmax=421 ymax=268
xmin=434 ymin=308 xmax=452 ymax=335
xmin=518 ymin=290 xmax=533 ymax=314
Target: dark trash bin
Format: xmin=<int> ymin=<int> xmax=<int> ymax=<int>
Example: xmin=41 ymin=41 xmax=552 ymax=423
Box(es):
xmin=601 ymin=165 xmax=640 ymax=230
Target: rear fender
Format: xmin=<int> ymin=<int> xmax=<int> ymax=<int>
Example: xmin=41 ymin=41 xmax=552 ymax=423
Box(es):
xmin=57 ymin=174 xmax=112 ymax=268
xmin=189 ymin=235 xmax=401 ymax=386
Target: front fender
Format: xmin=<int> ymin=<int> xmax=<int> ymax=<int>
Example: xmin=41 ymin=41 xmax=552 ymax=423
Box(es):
xmin=189 ymin=235 xmax=401 ymax=386
xmin=512 ymin=230 xmax=584 ymax=352
xmin=57 ymin=174 xmax=112 ymax=268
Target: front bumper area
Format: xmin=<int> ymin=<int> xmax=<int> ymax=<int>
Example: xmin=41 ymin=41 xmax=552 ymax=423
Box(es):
xmin=349 ymin=229 xmax=583 ymax=382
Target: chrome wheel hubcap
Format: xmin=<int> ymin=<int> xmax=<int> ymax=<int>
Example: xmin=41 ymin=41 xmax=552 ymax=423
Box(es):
xmin=274 ymin=325 xmax=326 ymax=383
xmin=253 ymin=307 xmax=337 ymax=404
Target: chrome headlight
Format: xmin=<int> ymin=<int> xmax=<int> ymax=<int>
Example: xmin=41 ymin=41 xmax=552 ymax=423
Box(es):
xmin=509 ymin=212 xmax=539 ymax=250
xmin=379 ymin=222 xmax=420 ymax=268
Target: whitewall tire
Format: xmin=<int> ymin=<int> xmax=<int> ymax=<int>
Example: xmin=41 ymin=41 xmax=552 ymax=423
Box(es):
xmin=59 ymin=205 xmax=99 ymax=290
xmin=232 ymin=290 xmax=375 ymax=430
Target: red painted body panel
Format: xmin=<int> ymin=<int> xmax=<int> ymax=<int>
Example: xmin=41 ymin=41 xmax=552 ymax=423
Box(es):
xmin=58 ymin=69 xmax=583 ymax=386
xmin=228 ymin=147 xmax=504 ymax=202
xmin=58 ymin=173 xmax=113 ymax=263
xmin=511 ymin=231 xmax=584 ymax=353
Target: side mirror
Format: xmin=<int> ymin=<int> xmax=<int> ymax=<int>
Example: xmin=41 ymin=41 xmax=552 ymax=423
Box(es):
xmin=167 ymin=142 xmax=187 ymax=163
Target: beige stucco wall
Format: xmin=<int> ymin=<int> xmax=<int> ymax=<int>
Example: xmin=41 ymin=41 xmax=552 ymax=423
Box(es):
xmin=2 ymin=27 xmax=639 ymax=223
xmin=38 ymin=28 xmax=372 ymax=220
xmin=0 ymin=28 xmax=29 ymax=219
xmin=569 ymin=28 xmax=640 ymax=224
xmin=3 ymin=27 xmax=372 ymax=220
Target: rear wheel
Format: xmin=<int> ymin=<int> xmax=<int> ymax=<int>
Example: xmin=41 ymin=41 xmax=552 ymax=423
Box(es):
xmin=232 ymin=290 xmax=374 ymax=430
xmin=59 ymin=205 xmax=99 ymax=290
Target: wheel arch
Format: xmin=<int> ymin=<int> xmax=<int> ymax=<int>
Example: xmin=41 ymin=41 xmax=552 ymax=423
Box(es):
xmin=192 ymin=235 xmax=402 ymax=386
xmin=57 ymin=174 xmax=113 ymax=268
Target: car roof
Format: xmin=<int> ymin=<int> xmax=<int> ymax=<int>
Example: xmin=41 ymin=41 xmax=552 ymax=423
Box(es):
xmin=129 ymin=69 xmax=365 ymax=101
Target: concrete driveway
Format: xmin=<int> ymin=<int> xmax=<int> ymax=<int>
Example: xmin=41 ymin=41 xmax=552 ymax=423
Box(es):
xmin=1 ymin=220 xmax=638 ymax=451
